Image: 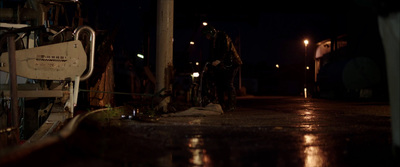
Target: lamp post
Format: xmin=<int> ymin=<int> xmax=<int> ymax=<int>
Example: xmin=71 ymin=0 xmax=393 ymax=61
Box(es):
xmin=304 ymin=39 xmax=309 ymax=98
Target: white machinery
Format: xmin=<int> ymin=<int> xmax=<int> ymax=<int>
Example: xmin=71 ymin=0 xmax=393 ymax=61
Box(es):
xmin=0 ymin=0 xmax=96 ymax=144
xmin=0 ymin=24 xmax=95 ymax=116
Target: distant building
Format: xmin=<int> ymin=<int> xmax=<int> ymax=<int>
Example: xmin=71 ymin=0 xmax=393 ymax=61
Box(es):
xmin=314 ymin=35 xmax=387 ymax=100
xmin=314 ymin=35 xmax=348 ymax=83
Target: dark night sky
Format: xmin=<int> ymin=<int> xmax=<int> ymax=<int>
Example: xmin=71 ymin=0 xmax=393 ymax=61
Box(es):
xmin=80 ymin=0 xmax=377 ymax=63
xmin=82 ymin=0 xmax=354 ymax=59
xmin=172 ymin=0 xmax=355 ymax=74
xmin=79 ymin=0 xmax=386 ymax=96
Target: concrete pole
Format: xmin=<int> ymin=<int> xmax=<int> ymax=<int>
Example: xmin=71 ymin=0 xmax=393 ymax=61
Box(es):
xmin=155 ymin=0 xmax=174 ymax=93
xmin=378 ymin=12 xmax=400 ymax=152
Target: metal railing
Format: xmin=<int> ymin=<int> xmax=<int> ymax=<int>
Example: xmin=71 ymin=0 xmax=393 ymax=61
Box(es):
xmin=73 ymin=26 xmax=96 ymax=81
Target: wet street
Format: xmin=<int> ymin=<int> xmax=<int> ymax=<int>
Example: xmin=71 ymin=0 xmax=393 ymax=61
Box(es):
xmin=1 ymin=96 xmax=397 ymax=167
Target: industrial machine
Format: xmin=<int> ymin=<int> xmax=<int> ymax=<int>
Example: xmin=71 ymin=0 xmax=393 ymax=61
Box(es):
xmin=0 ymin=0 xmax=95 ymax=143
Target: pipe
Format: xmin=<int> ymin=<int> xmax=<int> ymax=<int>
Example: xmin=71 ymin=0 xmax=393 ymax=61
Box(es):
xmin=7 ymin=35 xmax=19 ymax=143
xmin=73 ymin=26 xmax=96 ymax=81
xmin=73 ymin=75 xmax=80 ymax=107
xmin=69 ymin=81 xmax=74 ymax=115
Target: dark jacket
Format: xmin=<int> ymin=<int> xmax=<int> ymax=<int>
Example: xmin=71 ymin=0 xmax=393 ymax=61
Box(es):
xmin=210 ymin=31 xmax=242 ymax=68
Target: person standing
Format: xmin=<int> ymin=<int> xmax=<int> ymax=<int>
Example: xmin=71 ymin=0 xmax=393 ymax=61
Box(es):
xmin=202 ymin=25 xmax=242 ymax=112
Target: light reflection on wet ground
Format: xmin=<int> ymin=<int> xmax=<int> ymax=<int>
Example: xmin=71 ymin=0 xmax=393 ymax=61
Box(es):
xmin=1 ymin=96 xmax=395 ymax=167
xmin=303 ymin=134 xmax=326 ymax=167
xmin=83 ymin=97 xmax=392 ymax=166
xmin=301 ymin=102 xmax=326 ymax=167
xmin=187 ymin=135 xmax=211 ymax=166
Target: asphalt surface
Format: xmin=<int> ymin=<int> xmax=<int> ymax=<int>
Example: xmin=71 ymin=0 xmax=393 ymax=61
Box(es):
xmin=0 ymin=96 xmax=397 ymax=167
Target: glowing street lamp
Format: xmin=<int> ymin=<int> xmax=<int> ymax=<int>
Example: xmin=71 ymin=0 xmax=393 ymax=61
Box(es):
xmin=202 ymin=22 xmax=208 ymax=26
xmin=192 ymin=72 xmax=199 ymax=78
xmin=304 ymin=39 xmax=309 ymax=47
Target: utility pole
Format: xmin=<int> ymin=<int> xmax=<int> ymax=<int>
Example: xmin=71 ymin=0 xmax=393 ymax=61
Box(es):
xmin=156 ymin=0 xmax=174 ymax=111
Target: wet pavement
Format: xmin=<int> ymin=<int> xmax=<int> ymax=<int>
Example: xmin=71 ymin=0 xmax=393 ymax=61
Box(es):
xmin=0 ymin=96 xmax=397 ymax=167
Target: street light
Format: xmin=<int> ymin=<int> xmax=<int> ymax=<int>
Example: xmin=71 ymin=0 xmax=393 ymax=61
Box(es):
xmin=137 ymin=53 xmax=144 ymax=59
xmin=192 ymin=72 xmax=199 ymax=78
xmin=304 ymin=39 xmax=309 ymax=98
xmin=304 ymin=39 xmax=309 ymax=46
